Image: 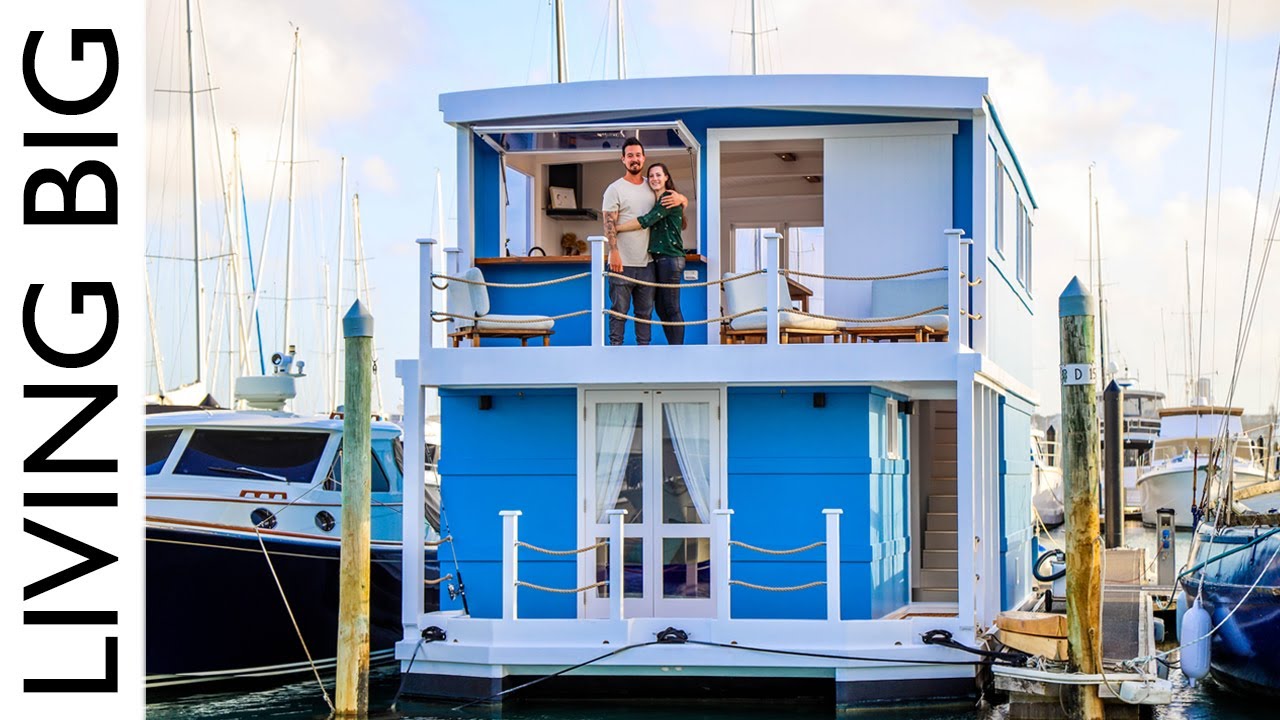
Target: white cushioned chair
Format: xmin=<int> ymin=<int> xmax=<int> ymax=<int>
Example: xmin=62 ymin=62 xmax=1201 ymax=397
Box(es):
xmin=721 ymin=271 xmax=838 ymax=344
xmin=445 ymin=267 xmax=555 ymax=347
xmin=841 ymin=276 xmax=949 ymax=343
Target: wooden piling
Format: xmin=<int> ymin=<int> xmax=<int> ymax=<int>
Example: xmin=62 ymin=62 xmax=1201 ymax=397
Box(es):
xmin=336 ymin=300 xmax=374 ymax=717
xmin=1058 ymin=278 xmax=1104 ymax=720
xmin=1103 ymin=380 xmax=1123 ymax=549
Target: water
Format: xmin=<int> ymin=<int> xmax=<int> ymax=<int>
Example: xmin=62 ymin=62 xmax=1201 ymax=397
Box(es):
xmin=147 ymin=523 xmax=1270 ymax=720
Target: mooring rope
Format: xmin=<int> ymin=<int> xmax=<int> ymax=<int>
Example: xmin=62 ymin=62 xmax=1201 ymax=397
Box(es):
xmin=728 ymin=579 xmax=826 ymax=592
xmin=782 ymin=305 xmax=949 ymax=325
xmin=431 ymin=309 xmax=591 ymax=324
xmin=729 ymin=539 xmax=825 ymax=555
xmin=430 ymin=271 xmax=589 ymax=291
xmin=515 ymin=580 xmax=609 ymax=594
xmin=516 ymin=539 xmax=606 ymax=556
xmin=781 ymin=266 xmax=947 ymax=282
xmin=603 ymin=307 xmax=765 ymax=326
xmin=602 ymin=268 xmax=765 ymax=289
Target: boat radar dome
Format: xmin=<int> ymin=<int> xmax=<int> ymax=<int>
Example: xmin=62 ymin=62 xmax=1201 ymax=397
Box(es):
xmin=233 ymin=375 xmax=299 ymax=411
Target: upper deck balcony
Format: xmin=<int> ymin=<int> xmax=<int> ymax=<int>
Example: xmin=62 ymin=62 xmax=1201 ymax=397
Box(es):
xmin=408 ymin=75 xmax=1039 ymax=391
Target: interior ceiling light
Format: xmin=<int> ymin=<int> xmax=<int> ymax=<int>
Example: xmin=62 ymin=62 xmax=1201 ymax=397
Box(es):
xmin=775 ymin=152 xmax=797 ymax=162
xmin=804 ymin=175 xmax=822 ymax=183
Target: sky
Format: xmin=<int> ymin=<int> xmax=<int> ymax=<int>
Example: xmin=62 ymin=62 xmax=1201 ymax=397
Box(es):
xmin=145 ymin=0 xmax=1280 ymax=418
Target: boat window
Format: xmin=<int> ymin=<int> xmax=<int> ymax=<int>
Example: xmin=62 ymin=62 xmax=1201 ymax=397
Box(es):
xmin=173 ymin=430 xmax=329 ymax=483
xmin=145 ymin=429 xmax=182 ymax=475
xmin=475 ymin=122 xmax=696 ymax=155
xmin=324 ymin=440 xmax=395 ymax=494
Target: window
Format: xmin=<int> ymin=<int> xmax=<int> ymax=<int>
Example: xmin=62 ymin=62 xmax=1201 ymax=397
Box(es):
xmin=1016 ymin=204 xmax=1033 ymax=291
xmin=503 ymin=165 xmax=533 ymax=256
xmin=993 ymin=156 xmax=1004 ymax=255
xmin=173 ymin=430 xmax=329 ymax=483
xmin=324 ymin=438 xmax=398 ymax=494
xmin=146 ymin=429 xmax=182 ymax=475
xmin=885 ymin=398 xmax=901 ymax=459
xmin=789 ymin=226 xmax=825 ymax=314
xmin=1002 ymin=171 xmax=1017 ymax=260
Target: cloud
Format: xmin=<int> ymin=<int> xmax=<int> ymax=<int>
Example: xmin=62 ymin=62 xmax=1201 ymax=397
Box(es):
xmin=359 ymin=155 xmax=397 ymax=194
xmin=966 ymin=0 xmax=1280 ymax=37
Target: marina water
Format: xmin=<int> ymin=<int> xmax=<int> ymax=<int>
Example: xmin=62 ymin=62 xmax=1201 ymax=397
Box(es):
xmin=145 ymin=521 xmax=1269 ymax=719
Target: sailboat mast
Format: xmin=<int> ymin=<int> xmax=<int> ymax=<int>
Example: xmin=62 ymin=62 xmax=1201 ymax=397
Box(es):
xmin=554 ymin=0 xmax=568 ymax=82
xmin=1095 ymin=199 xmax=1107 ymax=385
xmin=616 ymin=0 xmax=626 ymax=80
xmin=185 ymin=0 xmax=205 ymax=383
xmin=750 ymin=0 xmax=758 ymax=75
xmin=282 ymin=27 xmax=301 ymax=353
xmin=332 ymin=156 xmax=347 ymax=411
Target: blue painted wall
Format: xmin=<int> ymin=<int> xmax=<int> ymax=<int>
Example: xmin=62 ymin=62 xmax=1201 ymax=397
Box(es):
xmin=727 ymin=386 xmax=909 ymax=620
xmin=999 ymin=396 xmax=1034 ymax=609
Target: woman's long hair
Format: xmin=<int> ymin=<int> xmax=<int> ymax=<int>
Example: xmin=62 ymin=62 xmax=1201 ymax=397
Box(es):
xmin=647 ymin=162 xmax=688 ymax=231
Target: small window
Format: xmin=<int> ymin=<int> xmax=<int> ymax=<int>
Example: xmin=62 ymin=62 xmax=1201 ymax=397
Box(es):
xmin=885 ymin=398 xmax=901 ymax=459
xmin=993 ymin=156 xmax=1004 ymax=255
xmin=174 ymin=430 xmax=329 ymax=483
xmin=325 ymin=439 xmax=395 ymax=494
xmin=146 ymin=430 xmax=182 ymax=475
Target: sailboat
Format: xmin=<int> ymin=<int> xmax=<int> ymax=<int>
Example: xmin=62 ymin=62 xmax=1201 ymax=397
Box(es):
xmin=144 ymin=11 xmax=440 ymax=691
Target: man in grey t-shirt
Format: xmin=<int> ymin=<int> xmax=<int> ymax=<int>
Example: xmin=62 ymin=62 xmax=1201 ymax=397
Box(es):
xmin=602 ymin=137 xmax=685 ymax=345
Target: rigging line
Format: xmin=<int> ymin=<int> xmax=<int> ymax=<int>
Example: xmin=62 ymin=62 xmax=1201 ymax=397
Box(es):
xmin=589 ymin=0 xmax=610 ymax=81
xmin=1195 ymin=0 xmax=1224 ymax=395
xmin=525 ymin=0 xmax=546 ymax=85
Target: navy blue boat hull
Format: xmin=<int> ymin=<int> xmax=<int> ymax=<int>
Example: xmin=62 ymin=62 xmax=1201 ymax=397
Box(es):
xmin=1185 ymin=529 xmax=1280 ymax=696
xmin=145 ymin=523 xmax=439 ymax=689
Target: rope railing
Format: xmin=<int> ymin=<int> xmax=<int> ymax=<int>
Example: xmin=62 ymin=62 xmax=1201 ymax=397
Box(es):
xmin=729 ymin=539 xmax=825 ymax=555
xmin=515 ymin=580 xmax=609 ymax=594
xmin=780 ymin=305 xmax=949 ymax=325
xmin=602 ymin=267 xmax=764 ymax=289
xmin=603 ymin=307 xmax=765 ymax=327
xmin=729 ymin=579 xmax=827 ymax=592
xmin=516 ymin=539 xmax=606 ymax=556
xmin=430 ymin=271 xmax=589 ymax=291
xmin=431 ymin=309 xmax=592 ymax=324
xmin=781 ymin=266 xmax=946 ymax=282
xmin=424 ymin=573 xmax=454 ymax=586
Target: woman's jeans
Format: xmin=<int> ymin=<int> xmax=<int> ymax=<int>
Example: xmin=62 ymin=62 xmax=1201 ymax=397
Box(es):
xmin=653 ymin=255 xmax=686 ymax=345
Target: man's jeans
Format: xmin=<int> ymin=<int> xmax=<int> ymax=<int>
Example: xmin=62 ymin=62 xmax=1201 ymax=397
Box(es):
xmin=653 ymin=255 xmax=686 ymax=345
xmin=609 ymin=264 xmax=655 ymax=345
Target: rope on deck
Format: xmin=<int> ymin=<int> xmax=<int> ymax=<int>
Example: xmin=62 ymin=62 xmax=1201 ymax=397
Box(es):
xmin=603 ymin=268 xmax=764 ymax=289
xmin=431 ymin=309 xmax=591 ymax=324
xmin=729 ymin=579 xmax=826 ymax=592
xmin=423 ymin=573 xmax=454 ymax=586
xmin=604 ymin=307 xmax=765 ymax=327
xmin=516 ymin=539 xmax=606 ymax=556
xmin=781 ymin=305 xmax=949 ymax=325
xmin=430 ymin=271 xmax=589 ymax=290
xmin=729 ymin=539 xmax=825 ymax=555
xmin=516 ymin=580 xmax=609 ymax=594
xmin=781 ymin=266 xmax=946 ymax=282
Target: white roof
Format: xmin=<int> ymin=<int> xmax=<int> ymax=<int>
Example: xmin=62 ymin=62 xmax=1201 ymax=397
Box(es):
xmin=440 ymin=74 xmax=989 ymax=126
xmin=145 ymin=409 xmax=402 ymax=436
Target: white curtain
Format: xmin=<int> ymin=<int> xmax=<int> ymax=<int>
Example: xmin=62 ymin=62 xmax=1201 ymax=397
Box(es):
xmin=595 ymin=402 xmax=640 ymax=523
xmin=664 ymin=402 xmax=711 ymax=523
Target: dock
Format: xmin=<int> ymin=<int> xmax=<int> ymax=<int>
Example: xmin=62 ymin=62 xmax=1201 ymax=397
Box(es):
xmin=994 ymin=548 xmax=1171 ymax=718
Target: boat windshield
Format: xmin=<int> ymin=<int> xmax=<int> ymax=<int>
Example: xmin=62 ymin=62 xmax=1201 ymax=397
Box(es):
xmin=172 ymin=430 xmax=330 ymax=483
xmin=324 ymin=437 xmax=403 ymax=493
xmin=146 ymin=429 xmax=182 ymax=475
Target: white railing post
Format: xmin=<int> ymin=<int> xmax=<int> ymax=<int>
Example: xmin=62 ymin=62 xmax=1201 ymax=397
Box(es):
xmin=763 ymin=232 xmax=781 ymax=346
xmin=607 ymin=509 xmax=626 ymax=620
xmin=713 ymin=509 xmax=734 ymax=620
xmin=500 ymin=510 xmax=522 ymax=621
xmin=417 ymin=239 xmax=436 ymax=357
xmin=443 ymin=247 xmax=463 ymax=340
xmin=823 ymin=508 xmax=843 ymax=622
xmin=589 ymin=236 xmax=606 ymax=347
xmin=399 ymin=365 xmax=425 ymax=637
xmin=944 ymin=229 xmax=965 ymax=348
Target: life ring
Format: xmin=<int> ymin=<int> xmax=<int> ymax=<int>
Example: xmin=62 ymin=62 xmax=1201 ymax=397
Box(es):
xmin=1033 ymin=548 xmax=1066 ymax=582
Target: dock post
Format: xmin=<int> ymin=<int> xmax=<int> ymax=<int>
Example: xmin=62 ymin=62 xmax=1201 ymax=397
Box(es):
xmin=823 ymin=509 xmax=843 ymax=622
xmin=1103 ymin=380 xmax=1123 ymax=548
xmin=336 ymin=300 xmax=374 ymax=717
xmin=1058 ymin=277 xmax=1104 ymax=720
xmin=763 ymin=232 xmax=781 ymax=346
xmin=713 ymin=509 xmax=734 ymax=619
xmin=500 ymin=510 xmax=522 ymax=621
xmin=589 ymin=236 xmax=606 ymax=347
xmin=607 ymin=509 xmax=626 ymax=620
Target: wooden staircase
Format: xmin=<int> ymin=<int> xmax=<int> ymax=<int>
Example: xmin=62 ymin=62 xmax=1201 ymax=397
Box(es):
xmin=914 ymin=403 xmax=958 ymax=603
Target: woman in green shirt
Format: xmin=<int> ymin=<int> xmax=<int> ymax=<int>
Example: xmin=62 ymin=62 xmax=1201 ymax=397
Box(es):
xmin=615 ymin=162 xmax=689 ymax=344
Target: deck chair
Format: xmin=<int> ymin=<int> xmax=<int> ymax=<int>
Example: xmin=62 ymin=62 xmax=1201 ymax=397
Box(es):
xmin=445 ymin=267 xmax=555 ymax=347
xmin=839 ymin=277 xmax=949 ymax=343
xmin=720 ymin=271 xmax=838 ymax=344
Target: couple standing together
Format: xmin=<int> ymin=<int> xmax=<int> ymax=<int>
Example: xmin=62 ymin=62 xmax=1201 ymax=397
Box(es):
xmin=602 ymin=137 xmax=691 ymax=345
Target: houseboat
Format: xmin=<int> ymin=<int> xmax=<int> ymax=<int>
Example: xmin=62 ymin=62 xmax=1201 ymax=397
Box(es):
xmin=393 ymin=74 xmax=1041 ymax=707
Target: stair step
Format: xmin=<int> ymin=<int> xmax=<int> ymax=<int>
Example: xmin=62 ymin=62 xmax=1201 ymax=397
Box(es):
xmin=926 ymin=511 xmax=957 ymax=531
xmin=928 ymin=495 xmax=958 ymax=514
xmin=923 ymin=549 xmax=958 ymax=569
xmin=932 ymin=460 xmax=958 ymax=477
xmin=917 ymin=568 xmax=957 ymax=588
xmin=924 ymin=530 xmax=957 ymax=550
xmin=914 ymin=587 xmax=959 ymax=603
xmin=924 ymin=481 xmax=957 ymax=497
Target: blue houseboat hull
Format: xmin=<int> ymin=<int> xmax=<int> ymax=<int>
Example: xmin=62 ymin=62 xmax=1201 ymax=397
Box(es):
xmin=145 ymin=523 xmax=438 ymax=690
xmin=1185 ymin=528 xmax=1280 ymax=695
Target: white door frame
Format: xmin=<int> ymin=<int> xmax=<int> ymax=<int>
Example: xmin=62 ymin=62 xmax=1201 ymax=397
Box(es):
xmin=579 ymin=387 xmax=725 ymax=619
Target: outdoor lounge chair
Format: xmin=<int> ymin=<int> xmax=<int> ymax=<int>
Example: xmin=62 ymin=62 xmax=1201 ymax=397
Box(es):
xmin=720 ymin=271 xmax=838 ymax=344
xmin=838 ymin=276 xmax=949 ymax=343
xmin=445 ymin=267 xmax=555 ymax=347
